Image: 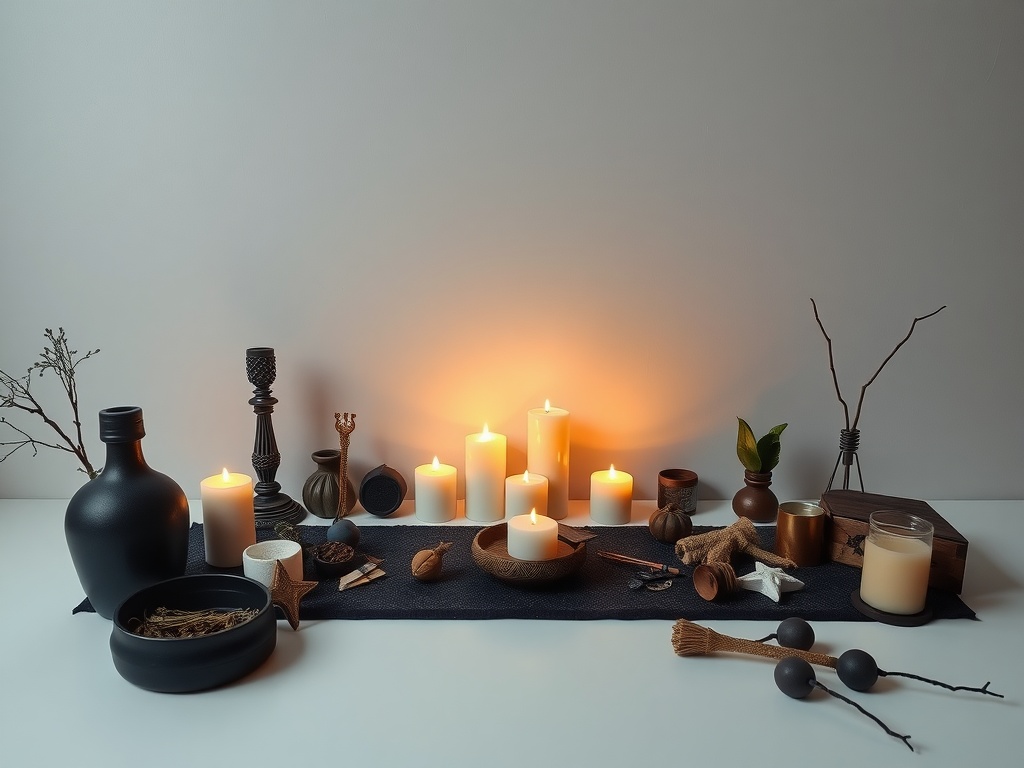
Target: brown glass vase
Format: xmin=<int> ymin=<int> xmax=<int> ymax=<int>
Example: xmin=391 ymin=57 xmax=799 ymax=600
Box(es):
xmin=731 ymin=470 xmax=779 ymax=522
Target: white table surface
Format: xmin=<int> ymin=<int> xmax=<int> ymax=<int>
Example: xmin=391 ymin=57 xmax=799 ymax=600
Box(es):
xmin=1 ymin=498 xmax=1020 ymax=767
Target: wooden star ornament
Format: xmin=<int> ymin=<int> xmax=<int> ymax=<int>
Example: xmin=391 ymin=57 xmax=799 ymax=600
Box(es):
xmin=270 ymin=559 xmax=318 ymax=630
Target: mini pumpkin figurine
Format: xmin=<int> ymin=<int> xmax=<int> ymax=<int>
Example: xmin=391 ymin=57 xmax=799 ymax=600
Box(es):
xmin=648 ymin=503 xmax=693 ymax=544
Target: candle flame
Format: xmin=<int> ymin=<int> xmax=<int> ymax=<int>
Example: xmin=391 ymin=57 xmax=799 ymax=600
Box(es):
xmin=432 ymin=456 xmax=440 ymax=471
xmin=609 ymin=464 xmax=616 ymax=478
xmin=523 ymin=470 xmax=530 ymax=482
xmin=530 ymin=508 xmax=538 ymax=525
xmin=544 ymin=399 xmax=551 ymax=413
xmin=482 ymin=423 xmax=490 ymax=438
xmin=221 ymin=468 xmax=230 ymax=482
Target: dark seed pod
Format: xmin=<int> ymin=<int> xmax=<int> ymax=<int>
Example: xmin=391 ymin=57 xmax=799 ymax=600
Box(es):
xmin=327 ymin=518 xmax=360 ymax=546
xmin=837 ymin=649 xmax=879 ymax=692
xmin=775 ymin=656 xmax=816 ymax=699
xmin=776 ymin=617 xmax=815 ymax=651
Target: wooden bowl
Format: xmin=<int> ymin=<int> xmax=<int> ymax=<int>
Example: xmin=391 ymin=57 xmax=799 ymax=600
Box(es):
xmin=471 ymin=523 xmax=587 ymax=584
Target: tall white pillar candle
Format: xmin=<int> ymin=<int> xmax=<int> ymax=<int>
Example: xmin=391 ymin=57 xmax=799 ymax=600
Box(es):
xmin=505 ymin=470 xmax=548 ymax=519
xmin=506 ymin=509 xmax=559 ymax=561
xmin=590 ymin=465 xmax=633 ymax=525
xmin=201 ymin=469 xmax=256 ymax=567
xmin=527 ymin=400 xmax=570 ymax=520
xmin=415 ymin=456 xmax=458 ymax=523
xmin=465 ymin=424 xmax=507 ymax=522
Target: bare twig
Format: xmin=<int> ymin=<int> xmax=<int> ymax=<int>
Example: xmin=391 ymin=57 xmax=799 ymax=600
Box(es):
xmin=810 ymin=298 xmax=850 ymax=429
xmin=851 ymin=306 xmax=946 ymax=429
xmin=811 ymin=300 xmax=945 ymax=431
xmin=0 ymin=328 xmax=100 ymax=478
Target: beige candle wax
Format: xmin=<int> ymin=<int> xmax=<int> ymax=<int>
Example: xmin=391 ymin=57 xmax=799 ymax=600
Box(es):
xmin=859 ymin=511 xmax=934 ymax=615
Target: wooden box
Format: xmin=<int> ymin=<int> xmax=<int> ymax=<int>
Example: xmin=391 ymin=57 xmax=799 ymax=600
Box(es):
xmin=820 ymin=490 xmax=968 ymax=594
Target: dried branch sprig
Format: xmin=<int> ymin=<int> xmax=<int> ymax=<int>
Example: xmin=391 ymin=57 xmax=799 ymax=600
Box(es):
xmin=0 ymin=327 xmax=100 ymax=478
xmin=810 ymin=300 xmax=945 ymax=431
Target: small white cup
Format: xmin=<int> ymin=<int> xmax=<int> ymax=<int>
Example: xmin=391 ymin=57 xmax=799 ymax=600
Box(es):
xmin=242 ymin=540 xmax=304 ymax=588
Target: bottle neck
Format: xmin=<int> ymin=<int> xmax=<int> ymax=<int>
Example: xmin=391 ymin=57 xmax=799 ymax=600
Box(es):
xmin=101 ymin=440 xmax=148 ymax=475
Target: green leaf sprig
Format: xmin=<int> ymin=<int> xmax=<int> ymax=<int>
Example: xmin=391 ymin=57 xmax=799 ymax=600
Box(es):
xmin=736 ymin=418 xmax=788 ymax=473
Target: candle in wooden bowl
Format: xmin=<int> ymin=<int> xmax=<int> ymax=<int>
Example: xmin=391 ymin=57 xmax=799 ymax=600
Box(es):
xmin=507 ymin=509 xmax=559 ymax=561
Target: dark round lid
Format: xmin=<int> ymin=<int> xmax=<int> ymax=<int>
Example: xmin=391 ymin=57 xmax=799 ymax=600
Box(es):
xmin=359 ymin=464 xmax=408 ymax=517
xmin=99 ymin=406 xmax=145 ymax=442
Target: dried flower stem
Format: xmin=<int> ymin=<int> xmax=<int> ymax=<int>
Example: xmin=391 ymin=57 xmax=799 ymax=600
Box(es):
xmin=1 ymin=327 xmax=100 ymax=478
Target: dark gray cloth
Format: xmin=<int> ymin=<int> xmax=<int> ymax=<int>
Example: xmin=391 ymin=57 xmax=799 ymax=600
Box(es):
xmin=74 ymin=523 xmax=976 ymax=622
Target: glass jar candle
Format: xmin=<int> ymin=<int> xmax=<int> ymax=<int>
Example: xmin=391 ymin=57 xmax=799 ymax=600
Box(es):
xmin=859 ymin=510 xmax=934 ymax=615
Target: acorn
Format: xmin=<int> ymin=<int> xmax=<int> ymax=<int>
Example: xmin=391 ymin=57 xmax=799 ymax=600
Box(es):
xmin=411 ymin=541 xmax=453 ymax=582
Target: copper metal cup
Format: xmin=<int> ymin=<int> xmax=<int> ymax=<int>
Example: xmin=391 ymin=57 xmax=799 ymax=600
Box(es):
xmin=657 ymin=469 xmax=698 ymax=514
xmin=774 ymin=501 xmax=825 ymax=567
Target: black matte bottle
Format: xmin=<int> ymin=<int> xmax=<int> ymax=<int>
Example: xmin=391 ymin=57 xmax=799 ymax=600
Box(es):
xmin=65 ymin=406 xmax=189 ymax=618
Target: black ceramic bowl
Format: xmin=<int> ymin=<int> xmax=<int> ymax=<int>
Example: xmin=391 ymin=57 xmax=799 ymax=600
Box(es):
xmin=110 ymin=574 xmax=276 ymax=693
xmin=313 ymin=544 xmax=367 ymax=579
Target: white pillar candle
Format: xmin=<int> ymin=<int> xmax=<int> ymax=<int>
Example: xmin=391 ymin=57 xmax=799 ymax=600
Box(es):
xmin=201 ymin=469 xmax=256 ymax=567
xmin=415 ymin=456 xmax=458 ymax=523
xmin=859 ymin=512 xmax=934 ymax=615
xmin=505 ymin=470 xmax=548 ymax=519
xmin=465 ymin=424 xmax=507 ymax=522
xmin=589 ymin=465 xmax=633 ymax=525
xmin=527 ymin=400 xmax=570 ymax=520
xmin=506 ymin=509 xmax=559 ymax=561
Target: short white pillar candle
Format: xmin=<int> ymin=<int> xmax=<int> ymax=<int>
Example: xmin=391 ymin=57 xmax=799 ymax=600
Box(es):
xmin=589 ymin=465 xmax=633 ymax=525
xmin=506 ymin=509 xmax=559 ymax=561
xmin=505 ymin=470 xmax=549 ymax=519
xmin=415 ymin=456 xmax=458 ymax=523
xmin=201 ymin=469 xmax=256 ymax=567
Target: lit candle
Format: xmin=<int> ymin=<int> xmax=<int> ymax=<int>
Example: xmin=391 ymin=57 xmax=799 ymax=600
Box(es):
xmin=589 ymin=464 xmax=633 ymax=525
xmin=506 ymin=508 xmax=559 ymax=561
xmin=200 ymin=469 xmax=256 ymax=567
xmin=527 ymin=399 xmax=570 ymax=519
xmin=505 ymin=469 xmax=549 ymax=519
xmin=465 ymin=423 xmax=507 ymax=522
xmin=415 ymin=456 xmax=457 ymax=523
xmin=859 ymin=511 xmax=934 ymax=615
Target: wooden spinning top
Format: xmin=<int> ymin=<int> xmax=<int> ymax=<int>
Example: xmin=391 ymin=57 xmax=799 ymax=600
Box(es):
xmin=693 ymin=562 xmax=737 ymax=601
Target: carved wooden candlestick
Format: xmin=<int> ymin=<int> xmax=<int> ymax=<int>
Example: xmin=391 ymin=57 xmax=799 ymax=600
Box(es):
xmin=246 ymin=347 xmax=304 ymax=525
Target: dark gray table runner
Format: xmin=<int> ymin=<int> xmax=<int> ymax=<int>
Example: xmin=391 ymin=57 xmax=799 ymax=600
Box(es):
xmin=74 ymin=522 xmax=976 ymax=622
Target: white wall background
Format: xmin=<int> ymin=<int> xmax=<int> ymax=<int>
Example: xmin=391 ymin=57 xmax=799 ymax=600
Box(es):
xmin=1 ymin=1 xmax=1021 ymax=503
